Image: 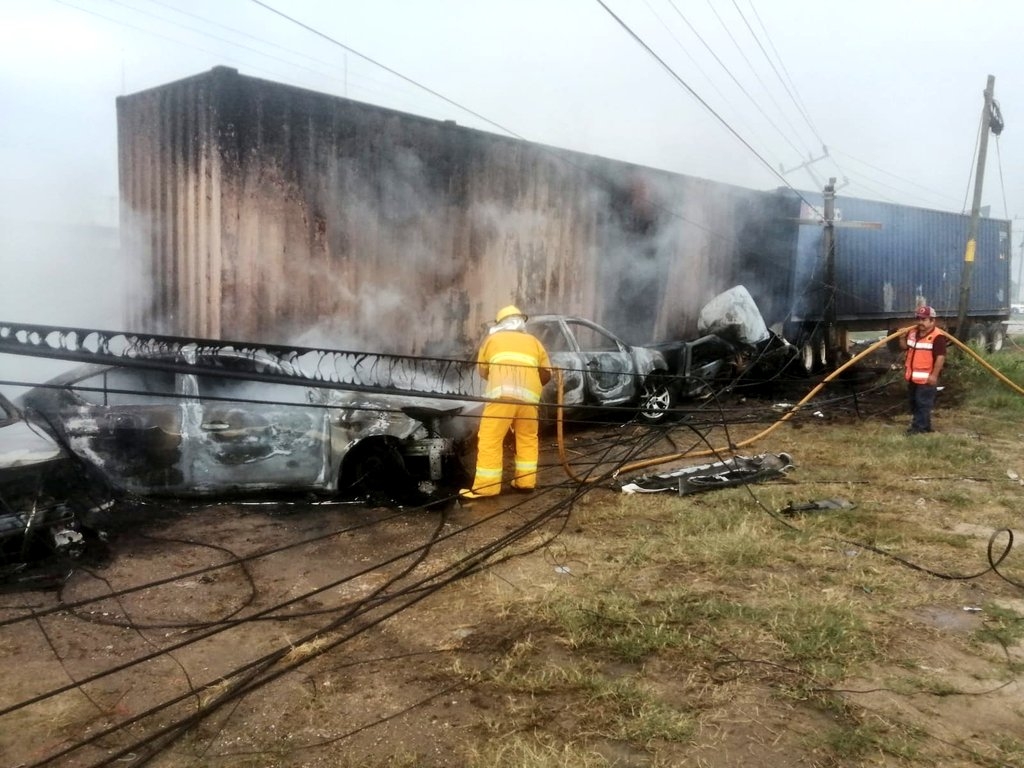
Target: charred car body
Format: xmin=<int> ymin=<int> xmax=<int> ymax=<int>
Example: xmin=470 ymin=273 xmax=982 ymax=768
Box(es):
xmin=651 ymin=286 xmax=802 ymax=397
xmin=0 ymin=391 xmax=89 ymax=570
xmin=526 ymin=288 xmax=800 ymax=424
xmin=525 ymin=315 xmax=676 ymax=423
xmin=21 ymin=350 xmax=478 ymax=501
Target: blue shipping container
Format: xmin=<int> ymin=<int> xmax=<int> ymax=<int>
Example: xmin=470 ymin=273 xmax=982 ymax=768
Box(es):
xmin=788 ymin=193 xmax=1011 ymax=325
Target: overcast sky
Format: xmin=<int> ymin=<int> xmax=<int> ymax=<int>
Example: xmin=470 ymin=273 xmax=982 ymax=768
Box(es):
xmin=2 ymin=0 xmax=1023 ymax=337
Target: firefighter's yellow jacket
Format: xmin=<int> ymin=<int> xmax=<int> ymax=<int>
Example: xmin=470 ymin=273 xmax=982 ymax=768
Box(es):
xmin=477 ymin=330 xmax=551 ymax=402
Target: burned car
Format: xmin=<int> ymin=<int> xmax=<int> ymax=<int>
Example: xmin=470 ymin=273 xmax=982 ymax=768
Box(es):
xmin=0 ymin=391 xmax=87 ymax=569
xmin=525 ymin=315 xmax=676 ymax=423
xmin=692 ymin=286 xmax=802 ymax=387
xmin=20 ymin=351 xmax=477 ymax=501
xmin=651 ymin=286 xmax=803 ymax=399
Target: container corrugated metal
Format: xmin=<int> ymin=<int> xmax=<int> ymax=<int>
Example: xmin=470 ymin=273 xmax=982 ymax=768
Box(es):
xmin=117 ymin=67 xmax=798 ymax=353
xmin=789 ymin=193 xmax=1011 ymax=324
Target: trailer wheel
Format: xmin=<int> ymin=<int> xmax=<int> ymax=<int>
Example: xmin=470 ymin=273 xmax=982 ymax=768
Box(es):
xmin=987 ymin=323 xmax=1006 ymax=353
xmin=967 ymin=323 xmax=988 ymax=351
xmin=799 ymin=333 xmax=826 ymax=374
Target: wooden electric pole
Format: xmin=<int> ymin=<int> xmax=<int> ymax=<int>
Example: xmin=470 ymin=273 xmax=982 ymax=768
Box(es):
xmin=956 ymin=75 xmax=996 ymax=340
xmin=823 ymin=178 xmax=837 ymax=367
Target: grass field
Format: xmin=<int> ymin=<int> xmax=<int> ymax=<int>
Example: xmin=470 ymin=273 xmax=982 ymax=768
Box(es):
xmin=448 ymin=339 xmax=1024 ymax=767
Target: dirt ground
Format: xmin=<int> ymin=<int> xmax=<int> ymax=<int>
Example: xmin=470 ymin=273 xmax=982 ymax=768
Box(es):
xmin=2 ymin=365 xmax=1023 ymax=768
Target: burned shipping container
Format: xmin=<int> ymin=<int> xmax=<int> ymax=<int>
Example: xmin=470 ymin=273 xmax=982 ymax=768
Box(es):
xmin=116 ymin=67 xmax=799 ymax=353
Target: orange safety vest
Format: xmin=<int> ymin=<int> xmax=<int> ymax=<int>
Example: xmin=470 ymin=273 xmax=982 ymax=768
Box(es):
xmin=904 ymin=327 xmax=943 ymax=383
xmin=477 ymin=330 xmax=551 ymax=403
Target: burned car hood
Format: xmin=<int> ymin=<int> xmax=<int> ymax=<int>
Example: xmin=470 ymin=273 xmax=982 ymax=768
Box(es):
xmin=0 ymin=419 xmax=63 ymax=469
xmin=697 ymin=285 xmax=770 ymax=346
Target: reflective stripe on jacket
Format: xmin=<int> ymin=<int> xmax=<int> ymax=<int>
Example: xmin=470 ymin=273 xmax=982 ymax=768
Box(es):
xmin=905 ymin=327 xmax=943 ymax=383
xmin=477 ymin=330 xmax=551 ymax=403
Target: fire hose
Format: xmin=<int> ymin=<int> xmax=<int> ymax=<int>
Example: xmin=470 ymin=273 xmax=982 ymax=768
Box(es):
xmin=555 ymin=326 xmax=1024 ymax=484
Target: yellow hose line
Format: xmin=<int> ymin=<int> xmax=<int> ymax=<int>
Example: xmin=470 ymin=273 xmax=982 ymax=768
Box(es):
xmin=554 ymin=326 xmax=983 ymax=483
xmin=944 ymin=330 xmax=1024 ymax=395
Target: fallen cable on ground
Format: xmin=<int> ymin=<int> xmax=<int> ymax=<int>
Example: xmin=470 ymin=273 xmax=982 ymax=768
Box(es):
xmin=619 ymin=452 xmax=794 ymax=495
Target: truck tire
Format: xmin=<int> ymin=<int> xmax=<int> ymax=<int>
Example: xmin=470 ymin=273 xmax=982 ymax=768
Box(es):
xmin=987 ymin=323 xmax=1006 ymax=353
xmin=967 ymin=323 xmax=988 ymax=351
xmin=799 ymin=332 xmax=826 ymax=374
xmin=638 ymin=373 xmax=678 ymax=424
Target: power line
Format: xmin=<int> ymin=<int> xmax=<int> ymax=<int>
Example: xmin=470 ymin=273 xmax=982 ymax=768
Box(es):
xmin=961 ymin=111 xmax=984 ymax=214
xmin=140 ymin=0 xmax=345 ymax=71
xmin=638 ymin=0 xmax=782 ymax=169
xmin=995 ymin=136 xmax=1009 ymax=220
xmin=702 ymin=0 xmax=817 ymax=157
xmin=106 ymin=0 xmax=442 ymax=112
xmin=662 ymin=0 xmax=808 ymax=163
xmin=248 ymin=0 xmax=526 ymax=142
xmin=831 ymin=148 xmax=966 ymax=210
xmin=829 ymin=148 xmax=963 ymax=209
xmin=51 ymin=0 xmax=348 ymax=95
xmin=135 ymin=0 xmax=447 ymax=109
xmin=595 ymin=0 xmax=819 ymax=214
xmin=744 ymin=0 xmax=827 ymax=149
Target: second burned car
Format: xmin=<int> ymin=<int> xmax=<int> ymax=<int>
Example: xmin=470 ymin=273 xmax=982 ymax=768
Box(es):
xmin=525 ymin=315 xmax=678 ymax=423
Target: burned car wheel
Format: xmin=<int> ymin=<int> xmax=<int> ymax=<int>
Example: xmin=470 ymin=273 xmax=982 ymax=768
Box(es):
xmin=638 ymin=373 xmax=678 ymax=424
xmin=341 ymin=439 xmax=415 ymax=504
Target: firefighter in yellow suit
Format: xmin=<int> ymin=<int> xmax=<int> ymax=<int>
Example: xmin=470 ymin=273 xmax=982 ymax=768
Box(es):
xmin=460 ymin=305 xmax=552 ymax=499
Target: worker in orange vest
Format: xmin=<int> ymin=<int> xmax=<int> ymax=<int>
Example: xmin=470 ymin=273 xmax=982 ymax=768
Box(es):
xmin=460 ymin=305 xmax=552 ymax=499
xmin=902 ymin=305 xmax=947 ymax=435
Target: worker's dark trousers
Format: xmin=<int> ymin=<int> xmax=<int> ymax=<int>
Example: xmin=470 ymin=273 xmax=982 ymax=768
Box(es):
xmin=907 ymin=382 xmax=937 ymax=433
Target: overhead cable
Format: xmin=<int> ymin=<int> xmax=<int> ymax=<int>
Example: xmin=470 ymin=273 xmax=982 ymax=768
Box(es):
xmin=248 ymin=0 xmax=527 ymax=142
xmin=830 ymin=148 xmax=963 ymax=210
xmin=638 ymin=0 xmax=781 ymax=167
xmin=742 ymin=0 xmax=828 ymax=150
xmin=701 ymin=0 xmax=817 ymax=157
xmin=661 ymin=0 xmax=808 ymax=163
xmin=594 ymin=0 xmax=820 ymax=214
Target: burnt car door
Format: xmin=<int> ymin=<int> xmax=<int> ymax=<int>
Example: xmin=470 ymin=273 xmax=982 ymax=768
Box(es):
xmin=527 ymin=318 xmax=586 ymax=409
xmin=186 ymin=369 xmax=331 ymax=492
xmin=564 ymin=319 xmax=637 ymax=405
xmin=54 ymin=366 xmax=185 ymax=493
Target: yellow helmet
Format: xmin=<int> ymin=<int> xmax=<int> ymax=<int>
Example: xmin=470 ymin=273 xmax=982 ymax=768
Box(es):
xmin=495 ymin=305 xmax=527 ymax=323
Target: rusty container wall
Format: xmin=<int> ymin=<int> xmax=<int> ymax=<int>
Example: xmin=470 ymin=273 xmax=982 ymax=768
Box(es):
xmin=117 ymin=70 xmax=221 ymax=337
xmin=117 ymin=67 xmax=798 ymax=353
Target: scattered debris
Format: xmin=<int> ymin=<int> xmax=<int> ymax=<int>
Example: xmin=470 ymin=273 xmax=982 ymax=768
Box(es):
xmin=620 ymin=453 xmax=794 ymax=495
xmin=781 ymin=498 xmax=855 ymax=515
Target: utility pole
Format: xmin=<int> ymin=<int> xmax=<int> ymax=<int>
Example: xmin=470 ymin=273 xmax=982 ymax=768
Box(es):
xmin=796 ymin=181 xmax=880 ymax=370
xmin=823 ymin=177 xmax=837 ymax=367
xmin=956 ymin=75 xmax=997 ymax=340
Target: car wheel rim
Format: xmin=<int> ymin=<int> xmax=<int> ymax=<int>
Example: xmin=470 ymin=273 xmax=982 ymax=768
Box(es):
xmin=640 ymin=386 xmax=670 ymax=419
